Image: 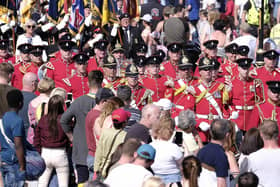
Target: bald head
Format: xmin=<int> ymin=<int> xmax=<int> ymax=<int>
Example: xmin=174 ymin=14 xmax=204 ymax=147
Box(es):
xmin=22 ymin=72 xmax=38 ymax=92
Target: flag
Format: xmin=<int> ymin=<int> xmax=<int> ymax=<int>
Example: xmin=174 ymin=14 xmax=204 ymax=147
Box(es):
xmin=0 ymin=0 xmax=16 ymax=23
xmin=92 ymin=0 xmax=118 ymax=26
xmin=19 ymin=0 xmax=36 ymax=24
xmin=123 ymin=0 xmax=140 ymax=19
xmin=48 ymin=0 xmax=66 ymax=23
xmin=69 ymin=0 xmax=85 ymax=34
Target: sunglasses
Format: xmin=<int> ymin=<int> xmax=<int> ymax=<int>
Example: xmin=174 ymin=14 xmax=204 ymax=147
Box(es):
xmin=27 ymin=25 xmax=35 ymax=29
xmin=200 ymin=67 xmax=213 ymax=71
xmin=32 ymin=52 xmax=42 ymax=57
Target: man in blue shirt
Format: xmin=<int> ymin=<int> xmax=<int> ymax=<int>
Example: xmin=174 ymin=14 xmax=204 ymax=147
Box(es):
xmin=197 ymin=119 xmax=230 ymax=187
xmin=0 ymin=90 xmax=27 ymax=186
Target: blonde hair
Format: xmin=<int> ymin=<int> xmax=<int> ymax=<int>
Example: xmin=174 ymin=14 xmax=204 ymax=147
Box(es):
xmin=208 ymin=10 xmax=220 ymax=25
xmin=142 ymin=176 xmax=165 ymax=187
xmin=37 ymin=77 xmax=55 ymax=93
xmin=156 ymin=117 xmax=175 ymax=141
xmin=50 ymin=87 xmax=67 ymax=100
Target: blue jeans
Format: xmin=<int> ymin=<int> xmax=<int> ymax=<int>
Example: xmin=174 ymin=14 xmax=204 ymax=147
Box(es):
xmin=87 ymin=154 xmax=95 ymax=180
xmin=0 ymin=162 xmax=25 ymax=187
xmin=156 ymin=172 xmax=182 ymax=184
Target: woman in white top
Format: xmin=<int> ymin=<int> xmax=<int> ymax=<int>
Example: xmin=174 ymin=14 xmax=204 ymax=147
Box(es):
xmin=150 ymin=117 xmax=183 ymax=184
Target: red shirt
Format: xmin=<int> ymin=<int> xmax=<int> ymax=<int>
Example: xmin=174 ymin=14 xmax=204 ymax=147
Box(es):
xmin=33 ymin=115 xmax=69 ymax=153
xmin=224 ymin=0 xmax=234 ymax=17
xmin=85 ymin=109 xmax=101 ymax=157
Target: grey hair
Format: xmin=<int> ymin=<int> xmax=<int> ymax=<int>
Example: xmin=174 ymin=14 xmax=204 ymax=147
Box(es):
xmin=177 ymin=110 xmax=196 ymax=130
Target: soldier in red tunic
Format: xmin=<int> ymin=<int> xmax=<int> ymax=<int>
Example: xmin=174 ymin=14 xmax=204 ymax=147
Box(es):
xmin=0 ymin=33 xmax=15 ymax=64
xmin=87 ymin=40 xmax=108 ymax=73
xmin=133 ymin=55 xmax=146 ymax=81
xmin=63 ymin=53 xmax=90 ymax=100
xmin=236 ymin=45 xmax=249 ymax=59
xmin=12 ymin=43 xmax=35 ymax=89
xmin=228 ymin=58 xmax=264 ymax=133
xmin=171 ymin=55 xmax=197 ymax=118
xmin=125 ymin=64 xmax=153 ymax=110
xmin=45 ymin=34 xmax=76 ymax=88
xmin=102 ymin=54 xmax=123 ymax=95
xmin=142 ymin=55 xmax=174 ymax=102
xmin=251 ymin=50 xmax=280 ymax=95
xmin=250 ymin=81 xmax=280 ymax=144
xmin=220 ymin=43 xmax=238 ymax=77
xmin=160 ymin=43 xmax=182 ymax=79
xmin=193 ymin=57 xmax=230 ymax=142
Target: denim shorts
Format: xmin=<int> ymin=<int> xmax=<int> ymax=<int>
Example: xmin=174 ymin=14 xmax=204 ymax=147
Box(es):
xmin=156 ymin=172 xmax=182 ymax=184
xmin=0 ymin=162 xmax=25 ymax=187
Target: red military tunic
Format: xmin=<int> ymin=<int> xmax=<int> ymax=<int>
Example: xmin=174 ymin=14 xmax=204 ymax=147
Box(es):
xmin=63 ymin=74 xmax=89 ymax=100
xmin=102 ymin=77 xmax=124 ymax=95
xmin=12 ymin=62 xmax=39 ymax=89
xmin=141 ymin=74 xmax=174 ymax=102
xmin=220 ymin=59 xmax=238 ymax=78
xmin=171 ymin=78 xmax=197 ymax=118
xmin=0 ymin=54 xmax=15 ymax=64
xmin=45 ymin=56 xmax=76 ymax=89
xmin=251 ymin=67 xmax=280 ymax=96
xmin=159 ymin=61 xmax=179 ymax=79
xmin=228 ymin=76 xmax=263 ymax=131
xmin=194 ymin=80 xmax=228 ymax=142
xmin=250 ymin=99 xmax=280 ymax=144
xmin=87 ymin=56 xmax=103 ymax=73
xmin=130 ymin=83 xmax=153 ymax=110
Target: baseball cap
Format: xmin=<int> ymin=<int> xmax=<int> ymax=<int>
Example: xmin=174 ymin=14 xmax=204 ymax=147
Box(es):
xmin=137 ymin=144 xmax=156 ymax=160
xmin=112 ymin=108 xmax=131 ymax=124
xmin=96 ymin=88 xmax=114 ymax=102
xmin=141 ymin=14 xmax=152 ymax=23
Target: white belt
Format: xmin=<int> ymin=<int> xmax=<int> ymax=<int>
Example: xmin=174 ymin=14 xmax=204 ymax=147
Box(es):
xmin=235 ymin=105 xmax=254 ymax=110
xmin=175 ymin=105 xmax=184 ymax=110
xmin=196 ymin=114 xmax=220 ymax=120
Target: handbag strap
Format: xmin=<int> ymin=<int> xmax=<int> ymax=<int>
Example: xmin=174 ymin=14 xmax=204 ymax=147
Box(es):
xmin=99 ymin=130 xmax=122 ymax=174
xmin=0 ymin=119 xmax=15 ymax=149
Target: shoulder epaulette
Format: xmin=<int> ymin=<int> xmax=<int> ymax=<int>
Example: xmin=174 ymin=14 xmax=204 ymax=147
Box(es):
xmin=62 ymin=78 xmax=71 ymax=87
xmin=45 ymin=62 xmax=55 ymax=70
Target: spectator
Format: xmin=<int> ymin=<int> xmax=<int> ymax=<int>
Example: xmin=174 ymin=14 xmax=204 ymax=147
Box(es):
xmin=85 ymin=88 xmax=115 ymax=178
xmin=19 ymin=72 xmax=38 ymax=135
xmin=238 ymin=128 xmax=263 ymax=172
xmin=125 ymin=104 xmax=161 ymax=143
xmin=27 ymin=77 xmax=55 ymax=144
xmin=117 ymin=85 xmax=141 ymax=129
xmin=150 ymin=117 xmax=183 ymax=184
xmin=60 ymin=70 xmax=104 ymax=185
xmin=170 ymin=155 xmax=202 ymax=187
xmin=104 ymin=144 xmax=155 ymax=187
xmin=247 ymin=120 xmax=280 ymax=187
xmin=0 ymin=90 xmax=31 ymax=186
xmin=0 ymin=62 xmax=15 ymax=117
xmin=34 ymin=95 xmax=69 ymax=186
xmin=94 ymin=97 xmax=124 ymax=143
xmin=94 ymin=108 xmax=131 ymax=178
xmin=238 ymin=172 xmax=259 ymax=187
xmin=197 ymin=10 xmax=211 ymax=46
xmin=197 ymin=119 xmax=230 ymax=187
xmin=177 ymin=110 xmax=203 ymax=156
xmin=107 ymin=138 xmax=142 ymax=174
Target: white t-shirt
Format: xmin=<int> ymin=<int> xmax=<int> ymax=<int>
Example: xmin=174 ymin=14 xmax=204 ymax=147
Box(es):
xmin=235 ymin=0 xmax=248 ymax=18
xmin=248 ymin=148 xmax=280 ymax=187
xmin=232 ymin=34 xmax=257 ymax=59
xmin=104 ymin=163 xmax=153 ymax=187
xmin=150 ymin=140 xmax=183 ymax=175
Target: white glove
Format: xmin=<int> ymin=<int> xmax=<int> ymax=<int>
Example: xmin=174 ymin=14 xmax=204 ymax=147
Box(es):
xmin=41 ymin=22 xmax=55 ymax=32
xmin=56 ymin=21 xmax=66 ymax=30
xmin=75 ymin=33 xmax=81 ymax=41
xmin=42 ymin=50 xmax=48 ymax=63
xmin=110 ymin=23 xmax=119 ymax=37
xmin=37 ymin=15 xmax=47 ymax=24
xmin=229 ymin=110 xmax=239 ymax=120
xmin=85 ymin=13 xmax=92 ymax=27
xmin=0 ymin=24 xmax=10 ymax=33
xmin=88 ymin=33 xmax=104 ymax=47
xmin=186 ymin=86 xmax=196 ymax=95
xmin=63 ymin=14 xmax=70 ymax=23
xmin=199 ymin=122 xmax=211 ymax=132
xmin=9 ymin=20 xmax=16 ymax=27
